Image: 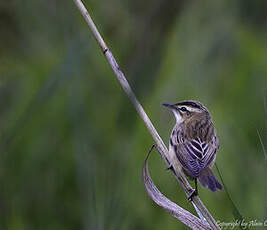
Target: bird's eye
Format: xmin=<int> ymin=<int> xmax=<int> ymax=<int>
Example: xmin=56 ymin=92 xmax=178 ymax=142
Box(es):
xmin=180 ymin=107 xmax=187 ymax=112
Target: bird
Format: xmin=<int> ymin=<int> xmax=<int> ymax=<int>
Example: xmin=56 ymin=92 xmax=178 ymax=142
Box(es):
xmin=163 ymin=100 xmax=222 ymax=200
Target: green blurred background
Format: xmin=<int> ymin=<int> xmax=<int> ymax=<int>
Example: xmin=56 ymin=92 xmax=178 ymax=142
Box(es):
xmin=0 ymin=0 xmax=267 ymax=229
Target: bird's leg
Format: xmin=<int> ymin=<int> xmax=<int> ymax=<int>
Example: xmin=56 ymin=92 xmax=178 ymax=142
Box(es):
xmin=195 ymin=178 xmax=198 ymax=196
xmin=166 ymin=164 xmax=173 ymax=171
xmin=188 ymin=178 xmax=198 ymax=201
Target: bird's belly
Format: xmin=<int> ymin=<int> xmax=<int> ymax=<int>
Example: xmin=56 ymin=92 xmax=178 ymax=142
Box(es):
xmin=169 ymin=145 xmax=195 ymax=180
xmin=168 ymin=145 xmax=183 ymax=173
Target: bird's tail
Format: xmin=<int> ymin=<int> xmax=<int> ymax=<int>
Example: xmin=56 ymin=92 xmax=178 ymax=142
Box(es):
xmin=199 ymin=168 xmax=222 ymax=192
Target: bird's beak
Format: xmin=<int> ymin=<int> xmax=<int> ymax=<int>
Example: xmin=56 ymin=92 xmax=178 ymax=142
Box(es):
xmin=162 ymin=103 xmax=176 ymax=110
xmin=163 ymin=103 xmax=183 ymax=123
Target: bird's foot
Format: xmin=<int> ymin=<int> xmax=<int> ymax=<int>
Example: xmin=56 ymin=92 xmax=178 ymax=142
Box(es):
xmin=166 ymin=164 xmax=173 ymax=171
xmin=187 ymin=189 xmax=198 ymax=201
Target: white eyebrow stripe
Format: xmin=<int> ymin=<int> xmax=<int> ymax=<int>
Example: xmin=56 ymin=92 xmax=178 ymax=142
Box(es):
xmin=178 ymin=106 xmax=191 ymax=111
xmin=178 ymin=105 xmax=202 ymax=113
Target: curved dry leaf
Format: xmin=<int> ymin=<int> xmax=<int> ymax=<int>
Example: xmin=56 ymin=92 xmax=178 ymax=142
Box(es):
xmin=142 ymin=147 xmax=211 ymax=230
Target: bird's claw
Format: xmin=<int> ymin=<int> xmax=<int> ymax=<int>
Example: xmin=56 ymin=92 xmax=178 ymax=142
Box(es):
xmin=187 ymin=189 xmax=198 ymax=201
xmin=166 ymin=164 xmax=173 ymax=171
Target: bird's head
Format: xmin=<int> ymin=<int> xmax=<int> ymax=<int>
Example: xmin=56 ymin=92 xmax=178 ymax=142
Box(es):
xmin=162 ymin=100 xmax=210 ymax=124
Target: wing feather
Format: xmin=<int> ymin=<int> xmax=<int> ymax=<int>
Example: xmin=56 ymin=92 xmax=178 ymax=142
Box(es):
xmin=174 ymin=130 xmax=218 ymax=178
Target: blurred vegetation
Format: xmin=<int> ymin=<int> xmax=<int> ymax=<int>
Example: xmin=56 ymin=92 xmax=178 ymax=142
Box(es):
xmin=0 ymin=0 xmax=267 ymax=229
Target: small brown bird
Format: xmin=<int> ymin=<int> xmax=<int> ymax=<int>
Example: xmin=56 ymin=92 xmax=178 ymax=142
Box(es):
xmin=163 ymin=100 xmax=222 ymax=199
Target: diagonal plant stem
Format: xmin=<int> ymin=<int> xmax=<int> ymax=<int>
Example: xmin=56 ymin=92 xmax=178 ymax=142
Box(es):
xmin=143 ymin=145 xmax=211 ymax=230
xmin=72 ymin=0 xmax=221 ymax=229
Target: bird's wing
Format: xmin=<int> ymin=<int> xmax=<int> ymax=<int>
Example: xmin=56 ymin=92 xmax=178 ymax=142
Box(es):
xmin=175 ymin=136 xmax=218 ymax=178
